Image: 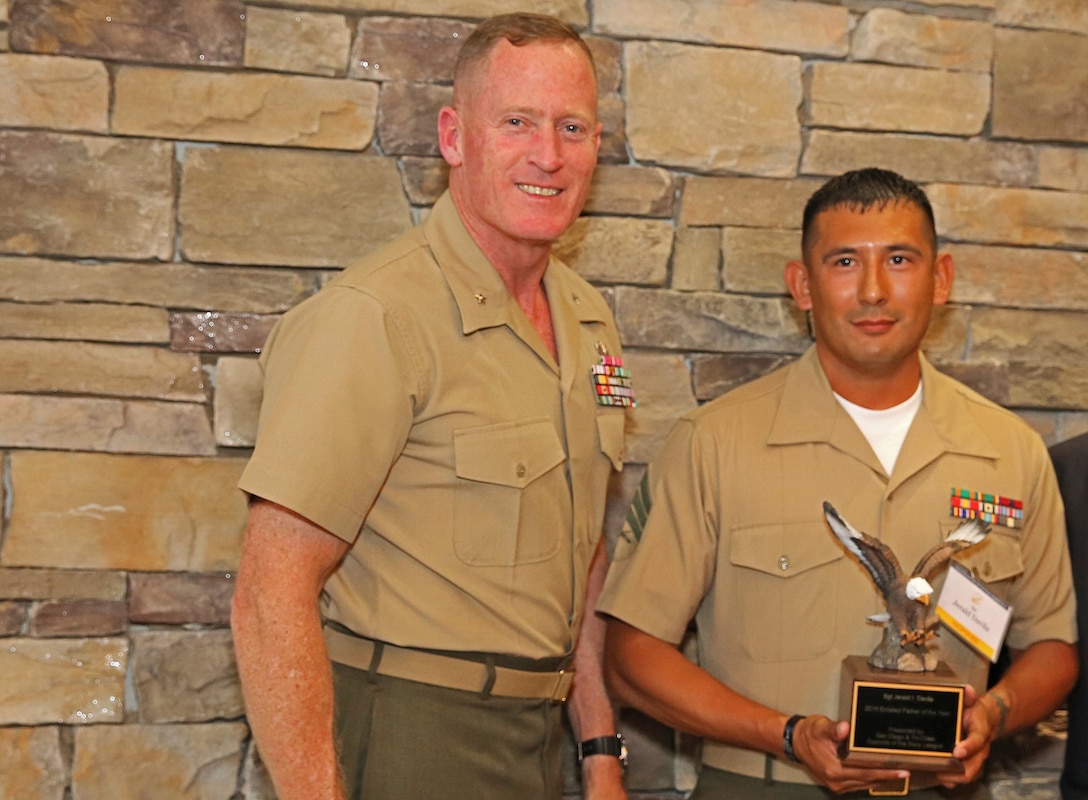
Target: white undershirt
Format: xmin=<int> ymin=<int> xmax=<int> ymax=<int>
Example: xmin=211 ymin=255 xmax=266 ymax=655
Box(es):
xmin=834 ymin=382 xmax=923 ymax=475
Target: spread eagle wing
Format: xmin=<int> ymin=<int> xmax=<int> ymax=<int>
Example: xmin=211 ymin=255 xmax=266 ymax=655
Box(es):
xmin=823 ymin=501 xmax=903 ymax=599
xmin=911 ymin=518 xmax=990 ymax=579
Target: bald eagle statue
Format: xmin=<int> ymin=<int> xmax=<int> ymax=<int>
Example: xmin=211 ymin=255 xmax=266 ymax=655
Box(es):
xmin=823 ymin=500 xmax=990 ymax=672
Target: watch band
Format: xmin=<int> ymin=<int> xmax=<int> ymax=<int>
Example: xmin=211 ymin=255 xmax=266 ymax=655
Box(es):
xmin=782 ymin=714 xmax=805 ymax=762
xmin=577 ymin=734 xmax=629 ymax=768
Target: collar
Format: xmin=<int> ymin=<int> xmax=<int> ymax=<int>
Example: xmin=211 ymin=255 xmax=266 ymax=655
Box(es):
xmin=767 ymin=347 xmax=1001 ymax=465
xmin=423 ymin=191 xmax=610 ymax=337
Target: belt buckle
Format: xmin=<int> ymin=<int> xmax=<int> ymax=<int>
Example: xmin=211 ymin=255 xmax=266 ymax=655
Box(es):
xmin=552 ymin=669 xmax=574 ymax=702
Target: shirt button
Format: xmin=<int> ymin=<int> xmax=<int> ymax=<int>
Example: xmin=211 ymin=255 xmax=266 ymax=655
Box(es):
xmin=778 ymin=556 xmax=790 ymax=572
xmin=516 ymin=464 xmax=527 ymax=478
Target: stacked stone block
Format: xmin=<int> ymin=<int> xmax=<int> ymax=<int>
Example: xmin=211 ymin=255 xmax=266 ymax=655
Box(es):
xmin=1 ymin=0 xmax=1085 ymax=797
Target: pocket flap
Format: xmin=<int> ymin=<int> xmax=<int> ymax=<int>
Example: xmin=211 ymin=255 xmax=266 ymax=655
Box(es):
xmin=454 ymin=418 xmax=565 ymax=488
xmin=731 ymin=522 xmax=844 ymax=579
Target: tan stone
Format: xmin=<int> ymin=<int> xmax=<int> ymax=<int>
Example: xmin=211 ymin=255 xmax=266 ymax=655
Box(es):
xmin=0 ymin=394 xmax=216 ymax=455
xmin=0 ymin=638 xmax=126 ymax=725
xmin=852 ymin=9 xmax=992 ymax=72
xmin=0 ymin=257 xmax=313 ymax=314
xmin=133 ymin=630 xmax=243 ymax=723
xmin=0 ymin=340 xmax=205 ymax=401
xmin=349 ymin=16 xmax=473 ymax=82
xmin=129 ymin=574 xmax=235 ymax=626
xmin=0 ymin=53 xmax=108 ymax=131
xmin=585 ymin=165 xmax=674 ymax=217
xmin=927 ymin=183 xmax=1088 ymax=248
xmin=255 ymin=0 xmax=587 ymax=26
xmin=214 ymin=356 xmax=262 ymax=448
xmin=376 ymin=81 xmax=451 ymax=156
xmin=0 ymin=132 xmax=174 ymax=260
xmin=0 ymin=568 xmax=127 ymax=601
xmin=170 ymin=312 xmax=277 ymax=354
xmin=625 ymin=41 xmax=802 ymax=177
xmin=996 ymin=0 xmax=1088 ymax=34
xmin=993 ymin=28 xmax=1088 ymax=144
xmin=970 ymin=308 xmax=1087 ymax=364
xmin=72 ymin=722 xmax=247 ymax=799
xmin=804 ymin=63 xmax=990 ymax=136
xmin=596 ymin=0 xmax=850 ymax=57
xmin=614 ymin=286 xmax=809 ymax=353
xmin=554 ymin=217 xmax=672 ymax=286
xmin=5 ymin=452 xmax=247 ymax=571
xmin=179 ymin=146 xmax=412 ymax=267
xmin=691 ymin=352 xmax=798 ymax=401
xmin=802 ymin=130 xmax=1037 ymax=187
xmin=672 ymin=227 xmax=722 ymax=292
xmin=681 ymin=176 xmax=822 ymax=227
xmin=623 ymin=351 xmax=697 ymax=464
xmin=244 ymin=6 xmax=351 ymax=77
xmin=400 ymin=156 xmax=449 ymax=205
xmin=9 ymin=0 xmax=245 ymax=66
xmin=113 ymin=67 xmax=378 ymax=150
xmin=0 ymin=301 xmax=169 ymax=342
xmin=1039 ymin=146 xmax=1088 ymax=192
xmin=0 ymin=727 xmax=66 ymax=799
xmin=722 ymin=227 xmax=797 ymax=294
xmin=946 ymin=244 xmax=1088 ymax=310
xmin=909 ymin=0 xmax=994 ymax=7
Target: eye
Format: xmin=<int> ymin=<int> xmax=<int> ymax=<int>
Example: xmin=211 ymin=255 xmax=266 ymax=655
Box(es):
xmin=834 ymin=256 xmax=854 ymax=268
xmin=505 ymin=117 xmax=525 ymax=127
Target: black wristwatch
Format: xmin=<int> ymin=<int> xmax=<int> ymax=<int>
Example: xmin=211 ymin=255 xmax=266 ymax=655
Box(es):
xmin=577 ymin=734 xmax=629 ymax=769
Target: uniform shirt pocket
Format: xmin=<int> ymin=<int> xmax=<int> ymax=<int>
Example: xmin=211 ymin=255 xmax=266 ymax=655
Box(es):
xmin=453 ymin=418 xmax=567 ymax=566
xmin=945 ymin=525 xmax=1024 ymax=589
xmin=730 ymin=522 xmax=845 ymax=662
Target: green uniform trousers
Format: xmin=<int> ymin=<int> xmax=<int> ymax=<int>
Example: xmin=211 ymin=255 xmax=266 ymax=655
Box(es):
xmin=331 ymin=659 xmax=565 ymax=800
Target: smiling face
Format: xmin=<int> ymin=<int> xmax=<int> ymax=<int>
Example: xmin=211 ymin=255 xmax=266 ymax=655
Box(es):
xmin=438 ymin=38 xmax=601 ymax=267
xmin=785 ymin=200 xmax=953 ymax=408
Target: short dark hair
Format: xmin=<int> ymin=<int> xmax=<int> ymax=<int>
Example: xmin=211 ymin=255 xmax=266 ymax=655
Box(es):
xmin=801 ymin=168 xmax=937 ymax=256
xmin=453 ymin=12 xmax=595 ymax=100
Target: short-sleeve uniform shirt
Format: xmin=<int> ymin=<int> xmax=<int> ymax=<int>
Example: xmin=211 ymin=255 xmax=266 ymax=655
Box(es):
xmin=241 ymin=192 xmax=626 ymax=660
xmin=599 ymin=347 xmax=1075 ymax=782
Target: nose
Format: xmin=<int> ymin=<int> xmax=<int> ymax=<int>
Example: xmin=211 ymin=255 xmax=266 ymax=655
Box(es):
xmin=858 ymin=259 xmax=889 ymax=306
xmin=529 ymin=126 xmax=562 ymax=173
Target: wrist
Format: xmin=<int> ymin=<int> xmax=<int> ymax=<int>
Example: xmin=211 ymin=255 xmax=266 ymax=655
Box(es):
xmin=577 ymin=734 xmax=629 ymax=770
xmin=782 ymin=714 xmax=806 ymax=762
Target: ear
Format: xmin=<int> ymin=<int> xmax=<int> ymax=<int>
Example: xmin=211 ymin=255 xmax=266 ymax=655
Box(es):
xmin=784 ymin=259 xmax=812 ymax=310
xmin=437 ymin=106 xmax=463 ymax=168
xmin=932 ymin=251 xmax=954 ymax=306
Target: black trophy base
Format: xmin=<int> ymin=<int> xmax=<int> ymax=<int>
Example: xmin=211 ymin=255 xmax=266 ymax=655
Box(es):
xmin=838 ymin=655 xmax=965 ymax=773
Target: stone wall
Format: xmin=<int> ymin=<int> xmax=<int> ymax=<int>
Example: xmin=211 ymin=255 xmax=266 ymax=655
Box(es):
xmin=1 ymin=0 xmax=1086 ymax=798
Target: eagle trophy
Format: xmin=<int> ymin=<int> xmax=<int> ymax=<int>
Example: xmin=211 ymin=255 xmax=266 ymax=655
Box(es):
xmin=823 ymin=501 xmax=990 ymax=672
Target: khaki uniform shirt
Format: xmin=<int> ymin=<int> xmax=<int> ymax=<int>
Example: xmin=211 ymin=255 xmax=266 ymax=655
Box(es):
xmin=599 ymin=347 xmax=1075 ymax=783
xmin=241 ymin=192 xmax=626 ymax=660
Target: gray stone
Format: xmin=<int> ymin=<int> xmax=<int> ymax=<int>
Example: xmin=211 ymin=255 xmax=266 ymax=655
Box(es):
xmin=722 ymin=227 xmax=797 ymax=295
xmin=615 ymin=286 xmax=809 ymax=354
xmin=691 ymin=352 xmax=798 ymax=402
xmin=0 ymin=601 xmax=27 ymax=636
xmin=554 ymin=217 xmax=672 ymax=286
xmin=0 ymin=257 xmax=314 ymax=314
xmin=0 ymin=131 xmax=174 ymax=260
xmin=213 ymin=355 xmax=262 ymax=448
xmin=946 ymin=244 xmax=1088 ymax=310
xmin=681 ymin=176 xmax=822 ymax=228
xmin=349 ymin=15 xmax=473 ymax=82
xmin=623 ymin=350 xmax=697 ymax=465
xmin=29 ymin=600 xmax=127 ymax=637
xmin=585 ymin=165 xmax=674 ymax=218
xmin=376 ymin=80 xmax=450 ymax=156
xmin=132 ymin=629 xmax=243 ymax=723
xmin=179 ymin=145 xmax=413 ymax=267
xmin=672 ymin=227 xmax=722 ymax=292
